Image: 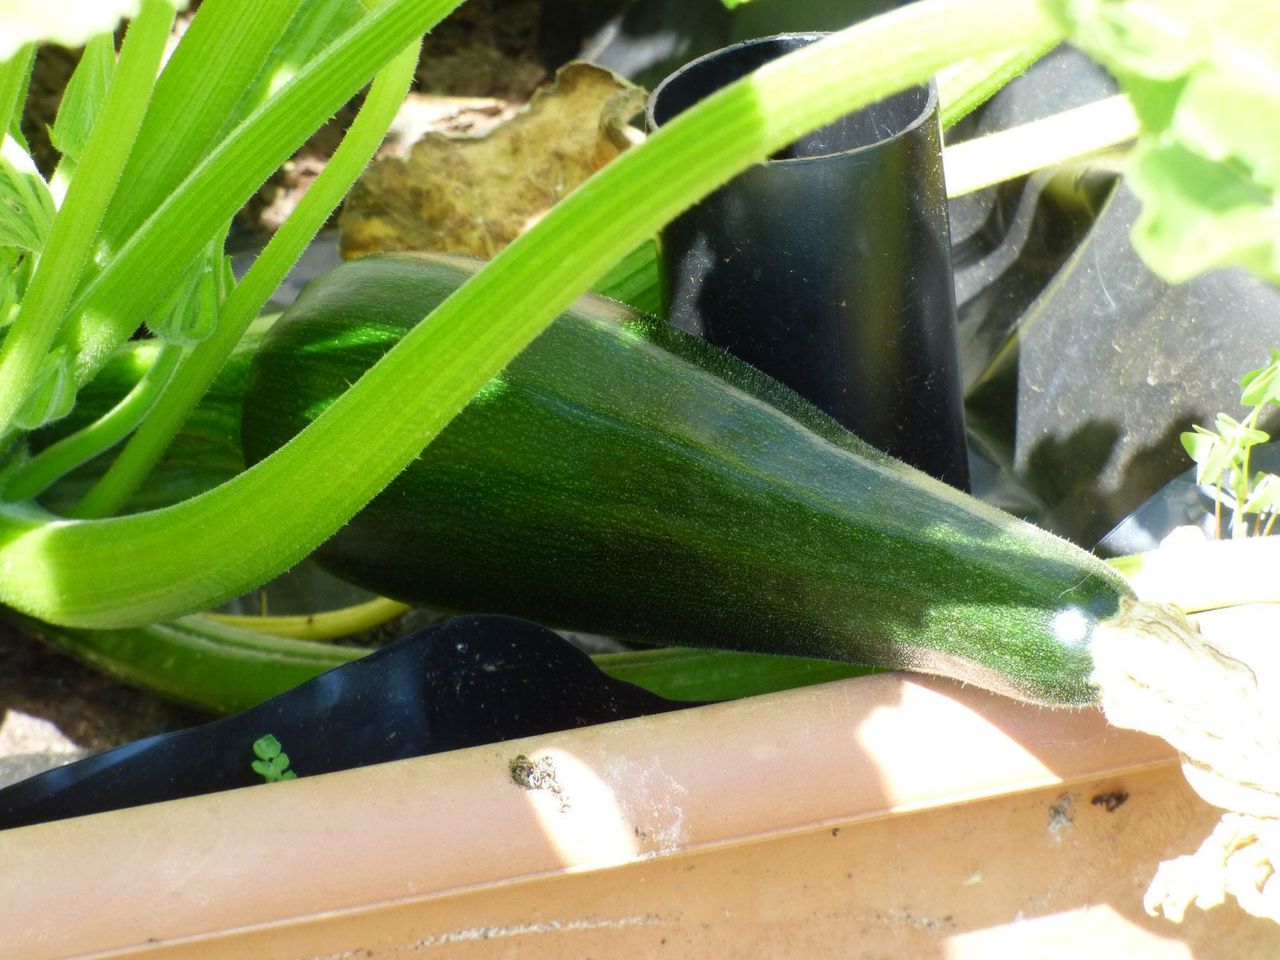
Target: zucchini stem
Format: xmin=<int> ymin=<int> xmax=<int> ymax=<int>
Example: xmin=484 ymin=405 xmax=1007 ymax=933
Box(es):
xmin=0 ymin=0 xmax=174 ymax=436
xmin=943 ymin=94 xmax=1138 ymax=197
xmin=1 ymin=342 xmax=184 ymax=503
xmin=71 ymin=38 xmax=423 ymax=519
xmin=206 ymin=597 xmax=411 ymax=642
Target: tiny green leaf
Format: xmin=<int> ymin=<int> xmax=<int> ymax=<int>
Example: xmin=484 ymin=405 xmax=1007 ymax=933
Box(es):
xmin=252 ymin=733 xmax=283 ymax=761
xmin=49 ymin=34 xmax=116 ymax=165
xmin=251 ymin=733 xmax=297 ymax=782
xmin=1242 ymin=473 xmax=1280 ymax=516
xmin=0 ymin=135 xmax=55 ymax=252
xmin=1181 ymin=425 xmax=1231 ymax=486
xmin=1240 ymin=350 xmax=1280 ymax=408
xmin=13 ymin=345 xmax=75 ymax=430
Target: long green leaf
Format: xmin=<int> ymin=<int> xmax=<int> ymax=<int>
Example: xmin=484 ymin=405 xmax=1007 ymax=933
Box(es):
xmin=74 ymin=38 xmax=423 ymax=518
xmin=15 ymin=606 xmax=870 ymax=714
xmin=0 ymin=44 xmax=36 ymax=142
xmin=99 ymin=0 xmax=305 ymax=250
xmin=0 ymin=0 xmax=1063 ymax=628
xmin=60 ymin=0 xmax=463 ymax=389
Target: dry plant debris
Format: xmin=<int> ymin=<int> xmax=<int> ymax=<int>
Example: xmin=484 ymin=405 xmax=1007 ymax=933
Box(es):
xmin=339 ymin=61 xmax=646 ymax=260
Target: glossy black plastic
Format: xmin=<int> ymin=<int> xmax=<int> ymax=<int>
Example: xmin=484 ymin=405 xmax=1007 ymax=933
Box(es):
xmin=648 ymin=34 xmax=969 ymax=489
xmin=0 ymin=616 xmax=691 ymax=831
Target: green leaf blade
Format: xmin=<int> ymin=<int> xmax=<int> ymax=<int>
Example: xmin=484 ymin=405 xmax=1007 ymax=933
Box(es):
xmin=0 ymin=136 xmax=55 ymax=251
xmin=1240 ymin=350 xmax=1280 ymax=408
xmin=1043 ymin=0 xmax=1280 ymax=284
xmin=49 ymin=34 xmax=117 ymax=164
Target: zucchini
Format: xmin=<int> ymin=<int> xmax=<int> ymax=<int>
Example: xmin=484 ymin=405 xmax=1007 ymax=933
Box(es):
xmin=242 ymin=254 xmax=1135 ymax=705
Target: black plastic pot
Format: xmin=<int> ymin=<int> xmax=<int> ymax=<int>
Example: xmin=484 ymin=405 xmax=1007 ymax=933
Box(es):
xmin=580 ymin=0 xmax=901 ymax=91
xmin=648 ymin=34 xmax=969 ymax=489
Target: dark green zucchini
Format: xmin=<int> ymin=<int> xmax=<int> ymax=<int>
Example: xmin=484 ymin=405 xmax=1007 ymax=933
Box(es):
xmin=241 ymin=254 xmax=1135 ymax=705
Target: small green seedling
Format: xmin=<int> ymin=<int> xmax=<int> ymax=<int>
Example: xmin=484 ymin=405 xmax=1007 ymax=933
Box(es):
xmin=250 ymin=733 xmax=296 ymax=783
xmin=1182 ymin=350 xmax=1280 ymax=539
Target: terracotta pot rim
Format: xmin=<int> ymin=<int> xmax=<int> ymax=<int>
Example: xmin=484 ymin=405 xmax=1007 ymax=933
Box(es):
xmin=0 ymin=668 xmax=1176 ymax=958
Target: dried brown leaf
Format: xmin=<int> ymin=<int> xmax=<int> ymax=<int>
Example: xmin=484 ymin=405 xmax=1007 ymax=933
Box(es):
xmin=338 ymin=61 xmax=647 ymax=260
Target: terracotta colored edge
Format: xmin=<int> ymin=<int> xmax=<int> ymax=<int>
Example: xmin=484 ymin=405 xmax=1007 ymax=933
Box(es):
xmin=0 ymin=672 xmax=1176 ymax=958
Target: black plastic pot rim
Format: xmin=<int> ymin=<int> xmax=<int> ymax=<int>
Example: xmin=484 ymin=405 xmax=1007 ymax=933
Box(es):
xmin=645 ymin=32 xmax=938 ymax=165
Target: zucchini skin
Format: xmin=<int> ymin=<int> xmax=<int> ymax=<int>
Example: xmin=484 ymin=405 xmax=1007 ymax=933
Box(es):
xmin=242 ymin=254 xmax=1135 ymax=705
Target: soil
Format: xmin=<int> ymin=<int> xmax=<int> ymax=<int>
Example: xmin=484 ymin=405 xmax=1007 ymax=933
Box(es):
xmin=0 ymin=619 xmax=210 ymax=788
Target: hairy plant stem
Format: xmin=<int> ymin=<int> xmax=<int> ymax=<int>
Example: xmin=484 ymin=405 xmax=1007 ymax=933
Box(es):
xmin=1 ymin=341 xmax=183 ymax=502
xmin=944 ymin=93 xmax=1138 ymax=196
xmin=59 ymin=0 xmax=462 ymax=393
xmin=937 ymin=37 xmax=1058 ymax=129
xmin=0 ymin=0 xmax=174 ymax=437
xmin=100 ymin=1 xmax=307 ymax=252
xmin=207 ymin=597 xmax=411 ymax=642
xmin=72 ymin=39 xmax=422 ymax=519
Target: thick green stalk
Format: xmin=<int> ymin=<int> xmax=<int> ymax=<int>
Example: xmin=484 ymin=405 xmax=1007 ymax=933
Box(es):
xmin=0 ymin=0 xmax=1064 ymax=628
xmin=1 ymin=342 xmax=183 ymax=502
xmin=937 ymin=37 xmax=1057 ymax=129
xmin=944 ymin=93 xmax=1137 ymax=196
xmin=59 ymin=0 xmax=461 ymax=393
xmin=0 ymin=1 xmax=174 ymax=437
xmin=73 ymin=40 xmax=421 ymax=519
